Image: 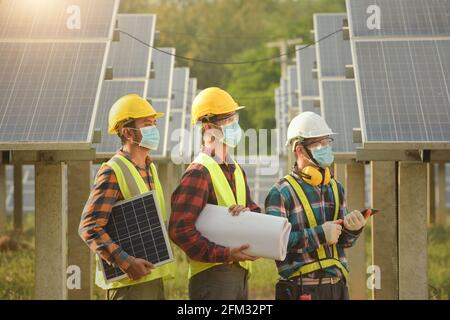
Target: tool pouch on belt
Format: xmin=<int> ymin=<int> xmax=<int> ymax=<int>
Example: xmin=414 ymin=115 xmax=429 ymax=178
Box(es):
xmin=275 ymin=279 xmax=301 ymax=300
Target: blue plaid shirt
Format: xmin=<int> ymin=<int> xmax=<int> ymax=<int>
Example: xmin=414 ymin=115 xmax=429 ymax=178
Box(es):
xmin=265 ymin=168 xmax=362 ymax=279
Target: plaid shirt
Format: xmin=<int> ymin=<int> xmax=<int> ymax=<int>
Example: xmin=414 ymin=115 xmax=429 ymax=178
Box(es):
xmin=169 ymin=147 xmax=261 ymax=263
xmin=264 ymin=167 xmax=362 ymax=279
xmin=79 ymin=149 xmax=156 ymax=271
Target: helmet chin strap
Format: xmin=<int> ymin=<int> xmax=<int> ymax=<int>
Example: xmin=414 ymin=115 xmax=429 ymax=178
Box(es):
xmin=302 ymin=144 xmax=321 ymax=168
xmin=299 ymin=144 xmax=327 ymax=185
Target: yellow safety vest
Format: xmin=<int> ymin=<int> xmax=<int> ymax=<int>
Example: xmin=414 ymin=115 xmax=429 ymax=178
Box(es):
xmin=284 ymin=175 xmax=349 ymax=280
xmin=95 ymin=154 xmax=175 ymax=290
xmin=188 ymin=152 xmax=251 ymax=279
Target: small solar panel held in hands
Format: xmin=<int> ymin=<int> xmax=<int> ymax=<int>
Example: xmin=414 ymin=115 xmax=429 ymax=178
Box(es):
xmin=100 ymin=191 xmax=174 ymax=282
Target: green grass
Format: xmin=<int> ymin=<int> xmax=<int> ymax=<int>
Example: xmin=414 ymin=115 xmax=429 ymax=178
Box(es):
xmin=1 ymin=213 xmax=448 ymax=300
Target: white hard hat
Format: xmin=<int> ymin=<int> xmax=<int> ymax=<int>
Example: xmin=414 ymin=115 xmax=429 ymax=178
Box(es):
xmin=286 ymin=111 xmax=336 ymax=146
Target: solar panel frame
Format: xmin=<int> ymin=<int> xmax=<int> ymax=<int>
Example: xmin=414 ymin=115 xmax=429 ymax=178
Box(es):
xmin=274 ymin=87 xmax=282 ymax=154
xmin=279 ymin=79 xmax=289 ymax=155
xmin=94 ymin=14 xmax=157 ymax=158
xmin=350 ymin=39 xmax=450 ymax=149
xmin=182 ymin=78 xmax=197 ymax=161
xmin=346 ymin=0 xmax=450 ymax=149
xmin=0 ymin=0 xmax=119 ymax=151
xmin=314 ymin=13 xmax=353 ymax=79
xmin=320 ymin=79 xmax=360 ymax=154
xmin=108 ymin=14 xmax=156 ymax=80
xmin=296 ymin=45 xmax=319 ymax=97
xmin=99 ymin=191 xmax=174 ymax=283
xmin=346 ymin=0 xmax=450 ymax=39
xmin=300 ymin=100 xmax=321 ymax=115
xmin=168 ymin=68 xmax=189 ymax=162
xmin=287 ymin=65 xmax=299 ymax=110
xmin=295 ymin=45 xmax=320 ymax=114
xmin=148 ymin=48 xmax=176 ymax=159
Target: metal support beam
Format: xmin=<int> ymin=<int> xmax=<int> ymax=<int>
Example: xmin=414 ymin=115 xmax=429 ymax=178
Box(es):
xmin=345 ymin=162 xmax=367 ymax=300
xmin=35 ymin=163 xmax=67 ymax=299
xmin=67 ymin=161 xmax=93 ymax=300
xmin=11 ymin=149 xmax=96 ymax=164
xmin=13 ymin=164 xmax=23 ymax=232
xmin=333 ymin=163 xmax=346 ymax=184
xmin=398 ymin=163 xmax=428 ymax=299
xmin=371 ymin=161 xmax=398 ymax=300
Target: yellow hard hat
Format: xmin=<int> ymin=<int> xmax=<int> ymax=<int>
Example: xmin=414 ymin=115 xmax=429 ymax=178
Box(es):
xmin=191 ymin=87 xmax=245 ymax=124
xmin=108 ymin=94 xmax=164 ymax=134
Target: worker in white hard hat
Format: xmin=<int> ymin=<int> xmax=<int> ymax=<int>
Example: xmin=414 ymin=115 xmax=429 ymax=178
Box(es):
xmin=265 ymin=111 xmax=367 ymax=300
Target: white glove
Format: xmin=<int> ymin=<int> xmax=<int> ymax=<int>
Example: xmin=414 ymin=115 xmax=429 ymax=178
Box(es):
xmin=344 ymin=210 xmax=366 ymax=231
xmin=321 ymin=221 xmax=342 ymax=245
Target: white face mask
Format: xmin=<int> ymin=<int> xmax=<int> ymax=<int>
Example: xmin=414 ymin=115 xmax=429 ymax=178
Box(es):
xmin=128 ymin=126 xmax=160 ymax=150
xmin=220 ymin=120 xmax=242 ymax=148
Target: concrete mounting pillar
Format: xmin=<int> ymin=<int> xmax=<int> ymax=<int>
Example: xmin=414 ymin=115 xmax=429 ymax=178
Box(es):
xmin=0 ymin=164 xmax=6 ymax=233
xmin=427 ymin=163 xmax=436 ymax=225
xmin=398 ymin=162 xmax=428 ymax=299
xmin=13 ymin=164 xmax=23 ymax=232
xmin=35 ymin=163 xmax=68 ymax=300
xmin=157 ymin=162 xmax=172 ymax=216
xmin=371 ymin=161 xmax=398 ymax=300
xmin=345 ymin=162 xmax=367 ymax=300
xmin=437 ymin=163 xmax=448 ymax=225
xmin=334 ymin=163 xmax=346 ymax=185
xmin=67 ymin=161 xmax=93 ymax=300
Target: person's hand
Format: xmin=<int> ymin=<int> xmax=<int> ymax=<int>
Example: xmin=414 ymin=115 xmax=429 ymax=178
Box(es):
xmin=229 ymin=204 xmax=249 ymax=216
xmin=322 ymin=221 xmax=342 ymax=245
xmin=229 ymin=244 xmax=259 ymax=262
xmin=344 ymin=210 xmax=366 ymax=231
xmin=124 ymin=257 xmax=154 ymax=280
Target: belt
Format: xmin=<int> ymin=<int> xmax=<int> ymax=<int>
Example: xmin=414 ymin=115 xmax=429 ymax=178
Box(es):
xmin=294 ymin=276 xmax=341 ymax=286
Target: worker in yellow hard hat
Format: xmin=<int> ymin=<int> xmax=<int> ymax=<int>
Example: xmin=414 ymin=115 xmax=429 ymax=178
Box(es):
xmin=79 ymin=94 xmax=174 ymax=300
xmin=169 ymin=87 xmax=261 ymax=300
xmin=266 ymin=112 xmax=368 ymax=300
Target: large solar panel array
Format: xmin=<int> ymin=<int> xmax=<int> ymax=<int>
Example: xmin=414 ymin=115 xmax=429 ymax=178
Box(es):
xmin=0 ymin=0 xmax=119 ymax=150
xmin=314 ymin=13 xmax=359 ymax=153
xmin=295 ymin=45 xmax=320 ymax=114
xmin=101 ymin=191 xmax=173 ymax=282
xmin=148 ymin=48 xmax=176 ymax=159
xmin=0 ymin=0 xmax=117 ymax=39
xmin=346 ymin=0 xmax=450 ymax=147
xmin=347 ymin=0 xmax=450 ymax=38
xmin=168 ymin=68 xmax=189 ymax=162
xmin=94 ymin=14 xmax=156 ymax=156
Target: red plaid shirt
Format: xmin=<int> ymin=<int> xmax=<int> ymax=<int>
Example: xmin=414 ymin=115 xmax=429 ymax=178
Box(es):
xmin=79 ymin=149 xmax=155 ymax=271
xmin=169 ymin=147 xmax=261 ymax=263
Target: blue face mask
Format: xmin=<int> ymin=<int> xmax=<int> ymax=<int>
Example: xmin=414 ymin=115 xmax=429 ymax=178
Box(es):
xmin=221 ymin=121 xmax=242 ymax=148
xmin=137 ymin=126 xmax=160 ymax=150
xmin=310 ymin=145 xmax=334 ymax=168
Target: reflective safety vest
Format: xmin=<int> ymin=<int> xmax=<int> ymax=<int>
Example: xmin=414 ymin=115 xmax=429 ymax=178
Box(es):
xmin=95 ymin=154 xmax=175 ymax=290
xmin=188 ymin=152 xmax=251 ymax=279
xmin=284 ymin=175 xmax=349 ymax=280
